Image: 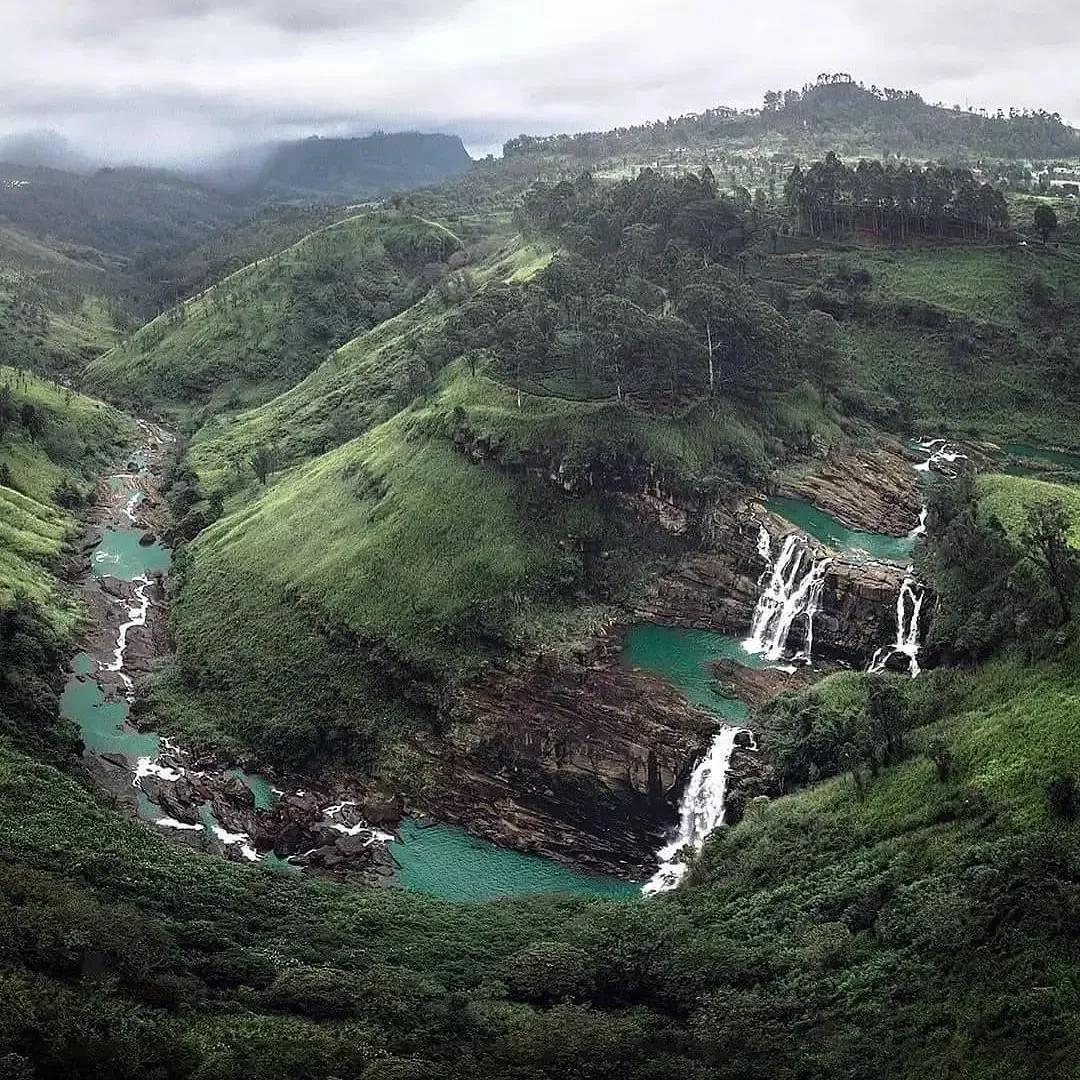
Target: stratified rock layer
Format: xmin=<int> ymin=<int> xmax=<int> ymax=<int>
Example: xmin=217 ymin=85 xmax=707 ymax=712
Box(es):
xmin=408 ymin=646 xmax=718 ymax=878
xmin=776 ymin=445 xmax=922 ymax=535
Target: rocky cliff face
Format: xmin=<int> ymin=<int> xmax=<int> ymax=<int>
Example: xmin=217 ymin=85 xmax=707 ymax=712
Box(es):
xmin=406 ymin=644 xmax=717 ymax=878
xmin=638 ymin=507 xmax=908 ymax=665
xmin=776 ymin=445 xmax=922 ymax=535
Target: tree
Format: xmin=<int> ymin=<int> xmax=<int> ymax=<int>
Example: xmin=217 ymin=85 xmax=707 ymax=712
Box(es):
xmin=678 ymin=282 xmax=725 ymax=393
xmin=1021 ymin=499 xmax=1079 ymax=624
xmin=0 ymin=384 xmax=14 ymax=436
xmin=250 ymin=446 xmax=280 ymax=485
xmin=1034 ymin=203 xmax=1058 ymax=243
xmin=19 ymin=402 xmax=44 ymax=441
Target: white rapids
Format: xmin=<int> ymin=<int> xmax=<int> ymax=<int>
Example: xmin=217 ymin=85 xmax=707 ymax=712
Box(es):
xmin=914 ymin=438 xmax=966 ymax=477
xmin=743 ymin=531 xmax=831 ymax=663
xmin=868 ymin=577 xmax=926 ymax=678
xmin=642 ymin=726 xmax=744 ymax=895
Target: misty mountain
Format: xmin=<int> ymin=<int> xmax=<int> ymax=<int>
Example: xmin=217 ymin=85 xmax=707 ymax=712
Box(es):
xmin=0 ymin=129 xmax=97 ymax=174
xmin=206 ymin=131 xmax=474 ymax=205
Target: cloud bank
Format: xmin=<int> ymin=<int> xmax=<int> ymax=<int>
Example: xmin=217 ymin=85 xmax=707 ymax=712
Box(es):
xmin=1 ymin=0 xmax=1078 ymax=163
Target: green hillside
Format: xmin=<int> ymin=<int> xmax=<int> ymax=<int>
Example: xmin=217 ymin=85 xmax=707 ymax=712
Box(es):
xmin=185 ymin=236 xmax=553 ymax=487
xmin=155 ymin=360 xmax=751 ymax=767
xmin=755 ymin=240 xmax=1080 ymax=447
xmin=0 ymin=366 xmax=131 ymax=627
xmin=5 ymin=634 xmax=1080 ymax=1077
xmin=86 ymin=214 xmax=462 ymax=412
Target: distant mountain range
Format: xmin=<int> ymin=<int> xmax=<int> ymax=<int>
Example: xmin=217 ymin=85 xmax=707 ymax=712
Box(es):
xmin=205 ymin=131 xmax=474 ymax=202
xmin=0 ymin=129 xmax=475 ymax=208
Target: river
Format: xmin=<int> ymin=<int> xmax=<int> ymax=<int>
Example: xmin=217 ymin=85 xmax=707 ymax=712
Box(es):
xmin=62 ymin=424 xmax=636 ymax=901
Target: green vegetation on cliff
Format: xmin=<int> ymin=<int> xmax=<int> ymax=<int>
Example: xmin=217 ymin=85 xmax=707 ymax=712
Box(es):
xmin=6 ymin=608 xmax=1080 ymax=1078
xmin=87 ymin=214 xmax=462 ymax=412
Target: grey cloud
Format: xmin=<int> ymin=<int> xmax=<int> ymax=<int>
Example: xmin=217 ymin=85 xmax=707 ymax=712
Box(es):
xmin=65 ymin=0 xmax=477 ymax=37
xmin=2 ymin=0 xmax=1079 ymax=166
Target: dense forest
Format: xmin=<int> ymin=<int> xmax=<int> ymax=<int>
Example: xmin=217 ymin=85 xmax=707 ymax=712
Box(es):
xmin=784 ymin=153 xmax=1011 ymax=239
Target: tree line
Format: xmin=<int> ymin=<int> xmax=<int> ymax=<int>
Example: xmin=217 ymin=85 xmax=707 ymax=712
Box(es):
xmin=416 ymin=168 xmax=809 ymax=413
xmin=784 ymin=153 xmax=1010 ymax=240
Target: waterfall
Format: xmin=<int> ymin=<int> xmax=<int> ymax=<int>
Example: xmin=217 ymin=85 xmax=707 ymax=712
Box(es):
xmin=743 ymin=533 xmax=831 ymax=663
xmin=908 ymin=506 xmax=928 ymax=540
xmin=914 ymin=438 xmax=966 ymax=477
xmin=868 ymin=577 xmax=925 ymax=678
xmin=642 ymin=726 xmax=743 ymax=895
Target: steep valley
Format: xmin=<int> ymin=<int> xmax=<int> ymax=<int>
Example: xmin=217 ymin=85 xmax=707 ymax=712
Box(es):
xmin=6 ymin=123 xmax=1080 ymax=1080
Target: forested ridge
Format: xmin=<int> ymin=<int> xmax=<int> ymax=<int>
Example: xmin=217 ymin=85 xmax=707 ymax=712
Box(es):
xmin=504 ymin=75 xmax=1080 ymax=161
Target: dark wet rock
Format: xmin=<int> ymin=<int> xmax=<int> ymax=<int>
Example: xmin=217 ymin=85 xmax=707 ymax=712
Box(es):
xmin=401 ymin=648 xmax=717 ymax=878
xmin=222 ymin=777 xmax=254 ymax=807
xmin=138 ymin=531 xmax=157 ymax=547
xmin=285 ymin=791 xmax=321 ymax=815
xmin=640 ymin=508 xmax=909 ymax=668
xmin=712 ymin=660 xmax=823 ymax=712
xmin=273 ymin=823 xmax=308 ymax=857
xmin=724 ymin=746 xmax=779 ymax=826
xmin=358 ymin=795 xmax=403 ymax=827
xmin=335 ymin=832 xmax=379 ymax=855
xmin=100 ymin=752 xmax=129 ymax=770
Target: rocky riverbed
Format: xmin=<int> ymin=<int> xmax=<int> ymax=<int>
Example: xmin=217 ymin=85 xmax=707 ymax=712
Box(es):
xmin=66 ymin=422 xmax=404 ymax=884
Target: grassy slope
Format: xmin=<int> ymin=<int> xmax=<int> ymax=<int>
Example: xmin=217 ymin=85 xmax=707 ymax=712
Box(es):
xmin=978 ymin=473 xmax=1080 ymax=545
xmin=0 ymin=234 xmax=123 ymax=375
xmin=157 ymin=226 xmax=843 ymax=767
xmin=0 ymin=366 xmax=131 ymax=627
xmin=187 ymin=237 xmax=554 ymax=490
xmin=86 ymin=213 xmax=461 ymax=412
xmin=155 ymin=365 xmax=692 ymax=767
xmin=766 ymin=242 xmax=1080 ymax=446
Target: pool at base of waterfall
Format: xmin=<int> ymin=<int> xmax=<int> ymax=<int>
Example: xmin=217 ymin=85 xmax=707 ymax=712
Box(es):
xmin=622 ymin=623 xmax=765 ymax=722
xmin=390 ymin=820 xmax=640 ymax=901
xmin=766 ymin=497 xmax=915 ymax=562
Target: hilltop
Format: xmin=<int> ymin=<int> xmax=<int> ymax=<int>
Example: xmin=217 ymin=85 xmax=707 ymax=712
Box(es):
xmin=505 ymin=75 xmax=1080 ymax=165
xmin=226 ymin=131 xmax=475 ymax=204
xmin=86 ymin=213 xmax=462 ymax=412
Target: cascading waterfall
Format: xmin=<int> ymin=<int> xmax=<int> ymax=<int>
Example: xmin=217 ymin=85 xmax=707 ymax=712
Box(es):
xmin=868 ymin=577 xmax=925 ymax=678
xmin=743 ymin=531 xmax=831 ymax=663
xmin=642 ymin=725 xmax=743 ymax=895
xmin=908 ymin=506 xmax=928 ymax=540
xmin=914 ymin=438 xmax=966 ymax=477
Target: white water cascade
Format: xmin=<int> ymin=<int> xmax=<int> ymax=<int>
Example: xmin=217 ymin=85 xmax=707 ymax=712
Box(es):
xmin=743 ymin=532 xmax=831 ymax=663
xmin=868 ymin=577 xmax=926 ymax=678
xmin=642 ymin=726 xmax=744 ymax=895
xmin=908 ymin=506 xmax=928 ymax=540
xmin=914 ymin=438 xmax=966 ymax=477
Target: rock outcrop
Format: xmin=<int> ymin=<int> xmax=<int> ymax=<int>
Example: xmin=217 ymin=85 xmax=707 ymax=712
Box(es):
xmin=776 ymin=445 xmax=922 ymax=535
xmin=639 ymin=509 xmax=907 ymax=666
xmin=406 ymin=644 xmax=718 ymax=878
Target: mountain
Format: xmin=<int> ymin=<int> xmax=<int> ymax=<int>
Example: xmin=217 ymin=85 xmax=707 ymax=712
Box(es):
xmin=0 ymin=129 xmax=96 ymax=173
xmin=86 ymin=213 xmax=462 ymax=410
xmin=7 ymin=80 xmax=1080 ymax=1080
xmin=206 ymin=131 xmax=474 ymax=204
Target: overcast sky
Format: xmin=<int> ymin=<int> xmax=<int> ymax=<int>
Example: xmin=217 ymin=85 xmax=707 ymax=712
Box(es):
xmin=2 ymin=0 xmax=1079 ymax=163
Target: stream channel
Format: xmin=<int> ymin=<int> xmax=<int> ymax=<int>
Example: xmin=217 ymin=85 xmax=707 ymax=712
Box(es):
xmin=61 ymin=426 xmax=636 ymax=901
